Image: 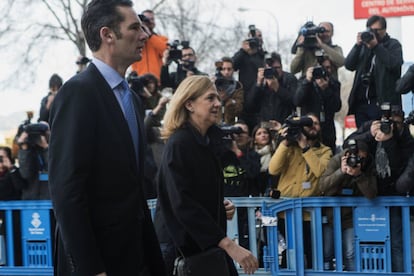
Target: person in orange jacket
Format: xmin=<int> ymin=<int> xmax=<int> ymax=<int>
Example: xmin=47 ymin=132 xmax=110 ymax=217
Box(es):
xmin=131 ymin=9 xmax=168 ymax=81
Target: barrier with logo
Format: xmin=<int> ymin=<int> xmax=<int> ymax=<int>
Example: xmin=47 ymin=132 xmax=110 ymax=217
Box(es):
xmin=0 ymin=197 xmax=413 ymax=276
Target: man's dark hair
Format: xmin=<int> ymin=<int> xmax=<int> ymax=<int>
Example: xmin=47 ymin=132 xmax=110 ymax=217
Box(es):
xmin=49 ymin=74 xmax=63 ymax=89
xmin=366 ymin=15 xmax=387 ymax=30
xmin=270 ymin=52 xmax=282 ymax=65
xmin=221 ymin=56 xmax=233 ymax=65
xmin=81 ymin=0 xmax=133 ymax=52
xmin=142 ymin=9 xmax=154 ymax=14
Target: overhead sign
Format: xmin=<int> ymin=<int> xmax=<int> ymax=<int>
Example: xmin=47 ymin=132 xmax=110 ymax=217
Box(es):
xmin=354 ymin=0 xmax=414 ymax=19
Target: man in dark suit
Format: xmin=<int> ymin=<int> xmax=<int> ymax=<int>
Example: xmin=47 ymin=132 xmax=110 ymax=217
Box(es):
xmin=48 ymin=1 xmax=166 ymax=275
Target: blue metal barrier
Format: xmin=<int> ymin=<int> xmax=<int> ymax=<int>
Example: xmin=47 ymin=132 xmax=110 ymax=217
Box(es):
xmin=0 ymin=200 xmax=53 ymax=275
xmin=0 ymin=197 xmax=413 ymax=276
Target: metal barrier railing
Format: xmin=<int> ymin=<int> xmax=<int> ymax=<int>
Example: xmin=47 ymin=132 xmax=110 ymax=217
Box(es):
xmin=0 ymin=197 xmax=413 ymax=276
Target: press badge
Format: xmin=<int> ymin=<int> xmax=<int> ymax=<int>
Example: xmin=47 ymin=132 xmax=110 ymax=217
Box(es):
xmin=302 ymin=181 xmax=311 ymax=190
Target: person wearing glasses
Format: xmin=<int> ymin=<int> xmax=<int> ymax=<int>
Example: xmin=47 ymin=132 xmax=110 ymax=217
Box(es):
xmin=345 ymin=15 xmax=403 ymax=128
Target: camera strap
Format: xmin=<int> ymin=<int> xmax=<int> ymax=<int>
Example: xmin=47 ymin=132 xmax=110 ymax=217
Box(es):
xmin=365 ymin=55 xmax=376 ymax=104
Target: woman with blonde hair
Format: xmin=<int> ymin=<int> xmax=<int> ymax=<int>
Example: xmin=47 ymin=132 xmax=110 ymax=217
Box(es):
xmin=155 ymin=75 xmax=258 ymax=275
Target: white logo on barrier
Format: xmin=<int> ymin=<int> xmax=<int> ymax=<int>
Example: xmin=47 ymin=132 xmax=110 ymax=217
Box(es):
xmin=28 ymin=212 xmax=45 ymax=235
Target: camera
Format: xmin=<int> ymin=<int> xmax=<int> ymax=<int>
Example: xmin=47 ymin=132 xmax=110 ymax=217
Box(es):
xmin=23 ymin=123 xmax=49 ymax=146
xmin=299 ymin=21 xmax=325 ymax=49
xmin=300 ymin=21 xmax=326 ymax=36
xmin=138 ymin=14 xmax=150 ymax=24
xmin=346 ymin=139 xmax=363 ymax=168
xmin=360 ymin=29 xmax=375 ymax=43
xmin=246 ymin=37 xmax=259 ymax=49
xmin=360 ymin=72 xmax=372 ymax=87
xmin=404 ymin=110 xmax=414 ymax=125
xmin=220 ymin=125 xmax=244 ymax=135
xmin=167 ymin=40 xmax=191 ymax=61
xmin=215 ymin=78 xmax=237 ymax=98
xmin=248 ymin=24 xmax=256 ymax=37
xmin=283 ymin=115 xmax=314 ymax=142
xmin=168 ymin=40 xmax=182 ymax=61
xmin=312 ymin=66 xmax=327 ymax=80
xmin=380 ymin=102 xmax=392 ymax=134
xmin=264 ymin=68 xmax=276 ymax=79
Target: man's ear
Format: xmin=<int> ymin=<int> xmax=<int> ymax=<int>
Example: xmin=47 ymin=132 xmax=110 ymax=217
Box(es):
xmin=100 ymin=27 xmax=114 ymax=44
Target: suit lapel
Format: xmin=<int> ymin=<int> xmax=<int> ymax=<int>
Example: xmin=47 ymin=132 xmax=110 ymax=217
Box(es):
xmin=88 ymin=65 xmax=139 ymax=172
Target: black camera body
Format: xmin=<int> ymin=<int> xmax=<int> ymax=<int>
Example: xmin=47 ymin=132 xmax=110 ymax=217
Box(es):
xmin=300 ymin=21 xmax=325 ymax=49
xmin=346 ymin=139 xmax=362 ymax=168
xmin=284 ymin=116 xmax=313 ymax=142
xmin=264 ymin=68 xmax=276 ymax=79
xmin=312 ymin=66 xmax=327 ymax=80
xmin=220 ymin=125 xmax=243 ymax=135
xmin=168 ymin=40 xmax=191 ymax=61
xmin=23 ymin=123 xmax=49 ymax=146
xmin=300 ymin=22 xmax=326 ymax=37
xmin=361 ymin=29 xmax=375 ymax=43
xmin=380 ymin=102 xmax=393 ymax=135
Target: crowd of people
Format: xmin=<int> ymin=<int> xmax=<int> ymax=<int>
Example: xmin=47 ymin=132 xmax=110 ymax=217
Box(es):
xmin=1 ymin=0 xmax=414 ymax=275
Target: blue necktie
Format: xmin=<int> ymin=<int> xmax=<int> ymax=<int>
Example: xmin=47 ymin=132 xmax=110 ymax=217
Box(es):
xmin=119 ymin=80 xmax=139 ymax=163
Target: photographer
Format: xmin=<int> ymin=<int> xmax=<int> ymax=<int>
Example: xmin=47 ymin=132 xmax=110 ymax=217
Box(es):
xmin=214 ymin=57 xmax=244 ymax=125
xmin=232 ymin=25 xmax=266 ymax=131
xmin=160 ymin=43 xmax=207 ymax=90
xmin=344 ymin=104 xmax=414 ymax=272
xmin=38 ymin=74 xmax=63 ymax=123
xmin=319 ymin=139 xmax=377 ymax=271
xmin=291 ymin=21 xmax=344 ymax=79
xmin=345 ymin=15 xmax=403 ymax=128
xmin=269 ymin=114 xmax=332 ymax=268
xmin=247 ymin=52 xmax=296 ymax=128
xmin=294 ymin=57 xmax=341 ymax=154
xmin=15 ymin=122 xmax=50 ymax=200
xmin=130 ymin=9 xmax=168 ymax=80
xmin=0 ymin=146 xmax=25 ymax=200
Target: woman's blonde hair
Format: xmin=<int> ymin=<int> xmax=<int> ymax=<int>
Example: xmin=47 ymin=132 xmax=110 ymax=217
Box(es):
xmin=161 ymin=75 xmax=214 ymax=140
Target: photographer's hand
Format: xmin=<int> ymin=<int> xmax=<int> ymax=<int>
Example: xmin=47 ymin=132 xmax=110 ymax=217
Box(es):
xmin=340 ymin=155 xmax=348 ymax=174
xmin=16 ymin=132 xmax=29 ymax=150
xmin=297 ymin=133 xmax=308 ymax=149
xmin=37 ymin=135 xmax=49 ymax=149
xmin=162 ymin=48 xmax=170 ymax=65
xmin=257 ymin=68 xmax=264 ymax=86
xmin=296 ymin=35 xmax=305 ymax=47
xmin=224 ymin=199 xmax=235 ymax=220
xmin=356 ymin=32 xmax=363 ymax=46
xmin=268 ymin=78 xmax=280 ymax=92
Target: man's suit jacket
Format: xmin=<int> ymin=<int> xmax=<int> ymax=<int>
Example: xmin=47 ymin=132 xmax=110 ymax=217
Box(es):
xmin=49 ymin=64 xmax=165 ymax=275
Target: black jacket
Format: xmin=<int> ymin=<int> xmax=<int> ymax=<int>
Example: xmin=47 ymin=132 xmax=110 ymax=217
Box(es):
xmin=294 ymin=76 xmax=341 ymax=152
xmin=155 ymin=123 xmax=228 ymax=255
xmin=246 ymin=72 xmax=297 ymax=124
xmin=49 ymin=64 xmax=165 ymax=276
xmin=345 ymin=34 xmax=403 ymax=114
xmin=396 ymin=64 xmax=414 ymax=94
xmin=232 ymin=48 xmax=265 ymax=113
